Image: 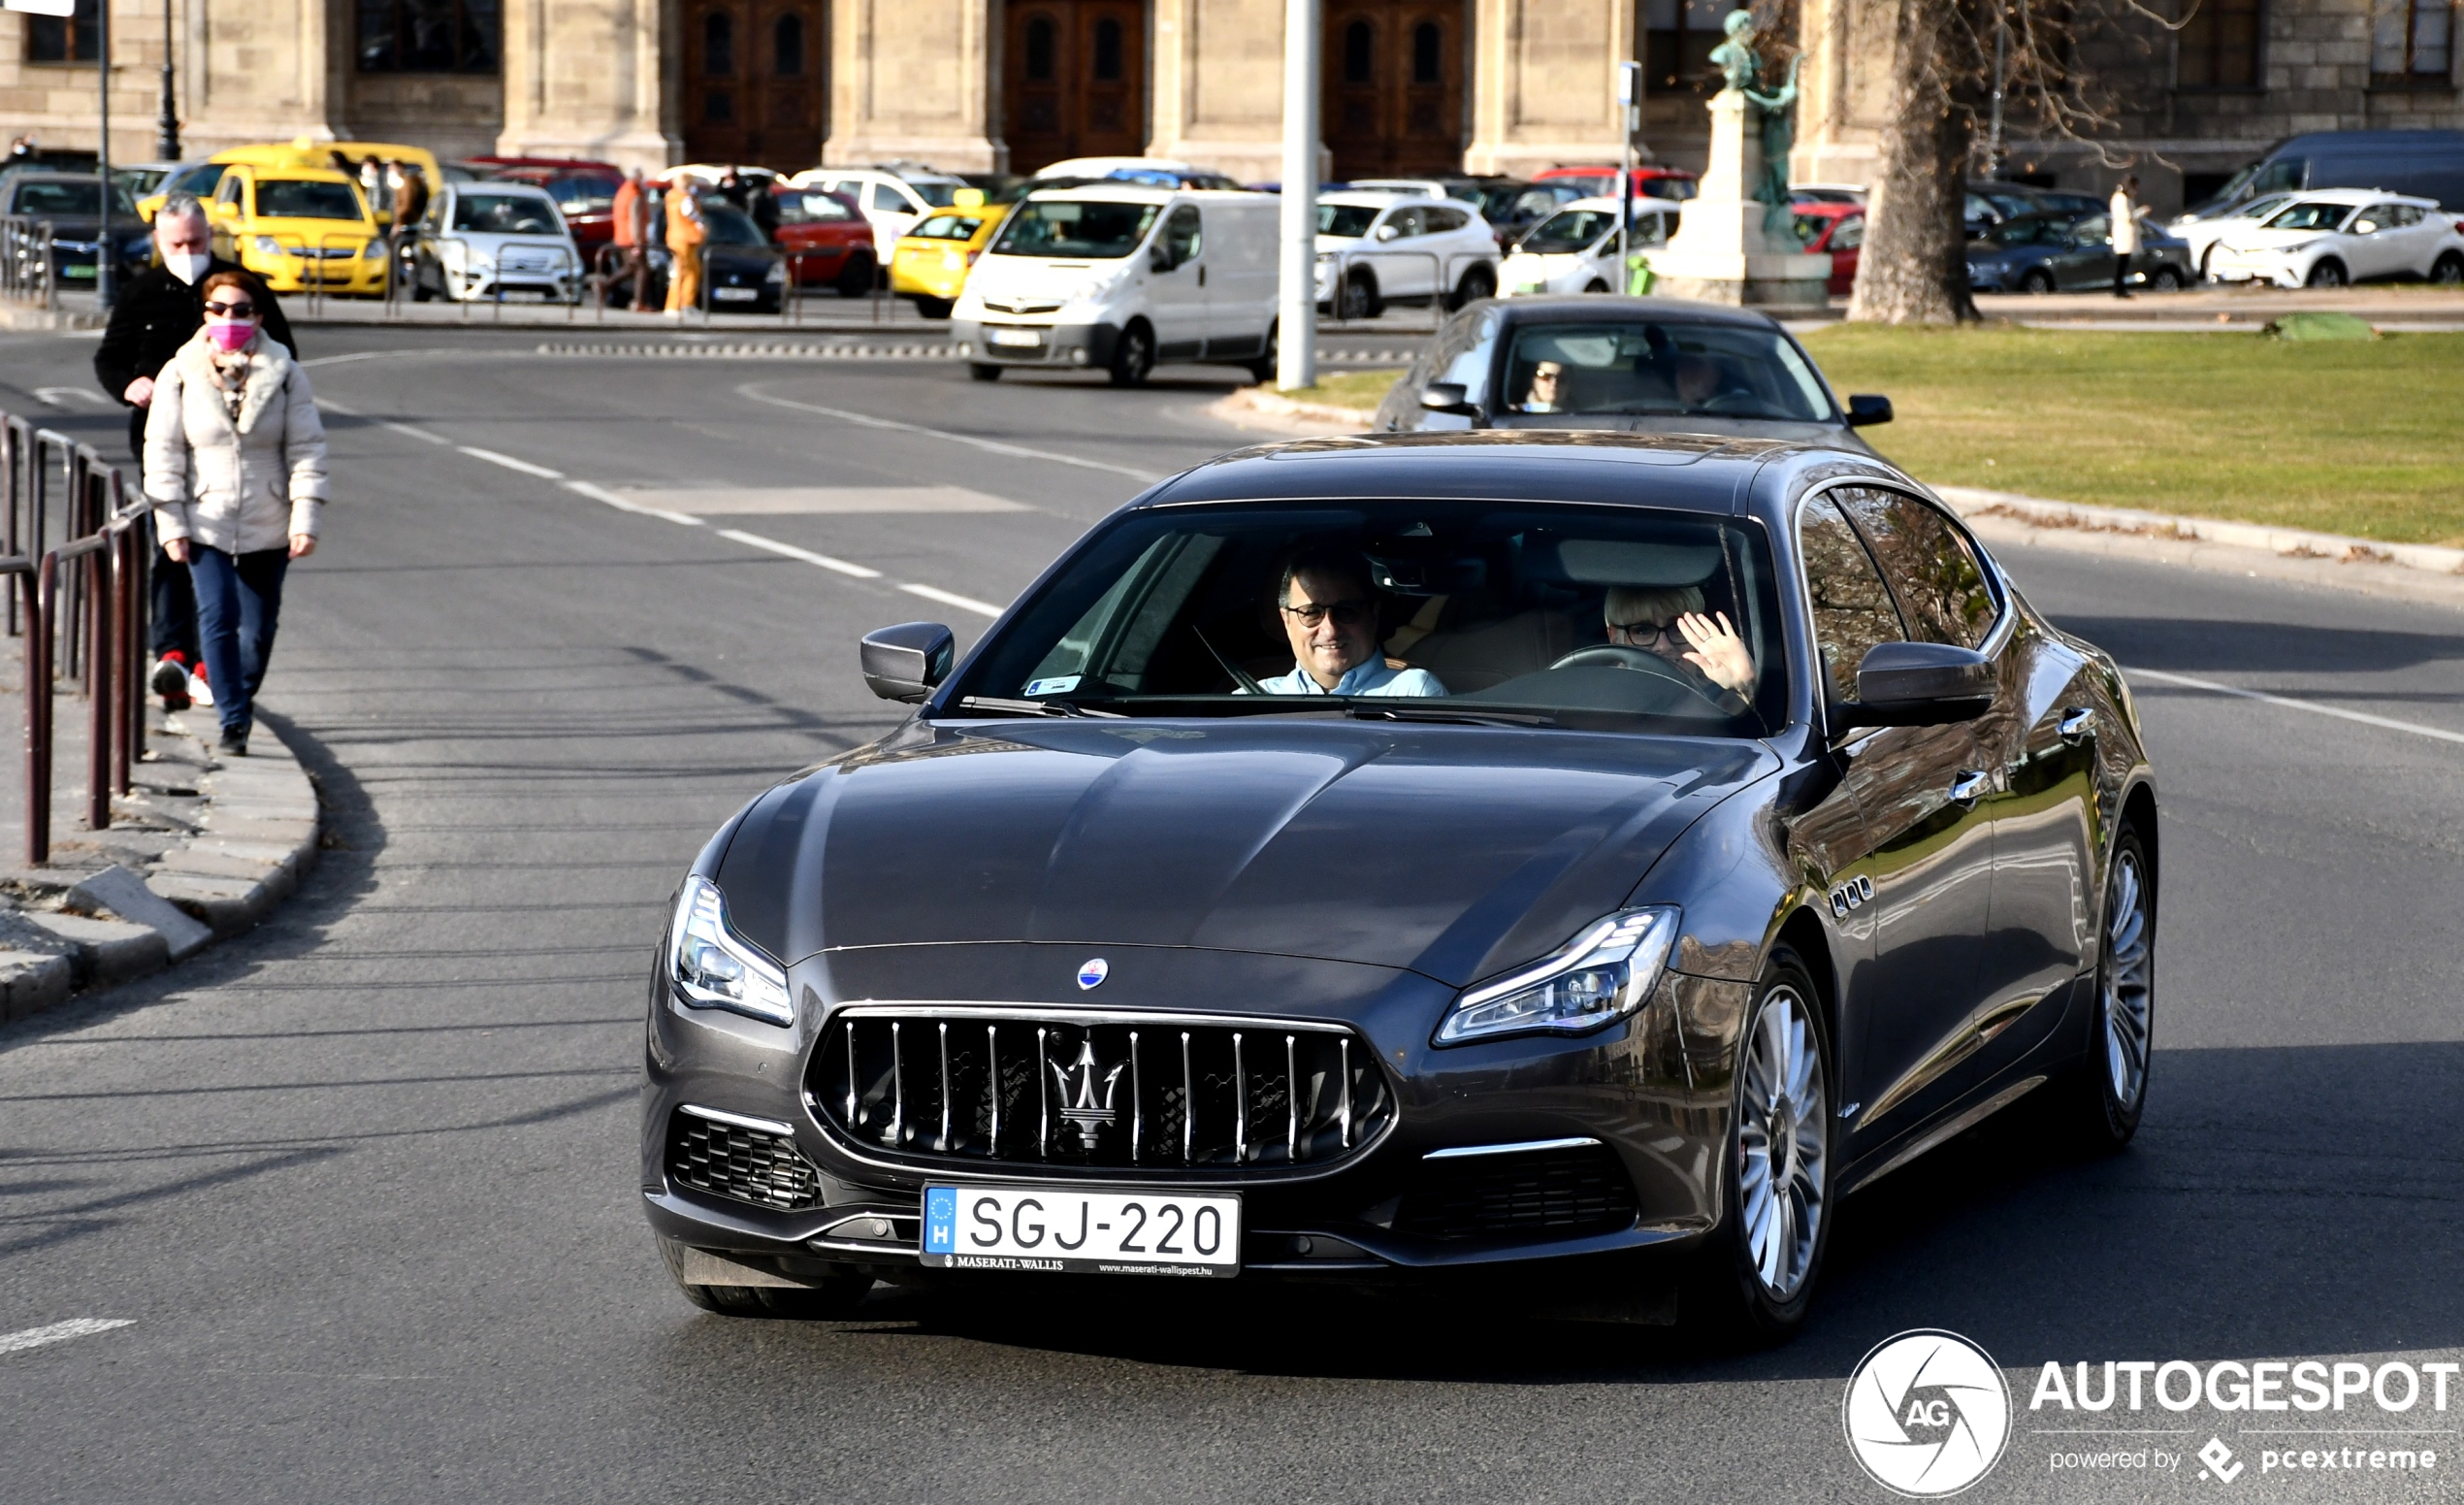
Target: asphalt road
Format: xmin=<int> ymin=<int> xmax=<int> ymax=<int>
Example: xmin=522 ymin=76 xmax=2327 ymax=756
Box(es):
xmin=3 ymin=327 xmax=2460 ymax=1504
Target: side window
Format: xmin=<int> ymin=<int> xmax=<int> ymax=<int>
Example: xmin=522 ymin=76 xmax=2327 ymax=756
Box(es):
xmin=215 ymin=173 xmax=243 ymax=209
xmin=1425 ymin=206 xmax=1467 ymax=234
xmin=1159 ymin=204 xmax=1202 ymax=268
xmin=1834 ymin=487 xmax=1998 ymax=649
xmin=865 ymin=181 xmax=903 ymax=213
xmin=1832 ymin=215 xmax=1864 ymax=250
xmin=1799 ymin=494 xmax=1908 ymax=706
xmin=1384 ymin=207 xmax=1427 ymax=239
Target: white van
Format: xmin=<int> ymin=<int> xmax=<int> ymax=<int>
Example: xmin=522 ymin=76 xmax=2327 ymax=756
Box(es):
xmin=950 ymin=186 xmax=1281 ymax=385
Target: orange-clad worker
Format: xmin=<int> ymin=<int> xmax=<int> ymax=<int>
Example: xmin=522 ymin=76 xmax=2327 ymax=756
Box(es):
xmin=609 ymin=166 xmax=649 ymax=310
xmin=663 ymin=178 xmax=707 ymax=315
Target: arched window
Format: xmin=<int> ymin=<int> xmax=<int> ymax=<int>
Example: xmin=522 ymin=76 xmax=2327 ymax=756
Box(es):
xmin=774 ymin=13 xmax=803 ymax=76
xmin=703 ymin=10 xmax=733 ymax=76
xmin=1343 ymin=19 xmax=1373 ymax=84
xmin=1025 ymin=15 xmax=1057 ymax=81
xmin=1093 ymin=16 xmax=1123 ymax=81
xmin=1412 ymin=21 xmax=1441 ymax=84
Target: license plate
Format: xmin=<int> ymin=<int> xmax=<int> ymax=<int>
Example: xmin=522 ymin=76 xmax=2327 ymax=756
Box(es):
xmin=922 ymin=1185 xmax=1241 ymax=1277
xmin=987 ymin=327 xmax=1043 ymax=347
xmin=712 ymin=286 xmax=759 ymax=302
xmin=62 ymin=265 xmax=95 ymax=279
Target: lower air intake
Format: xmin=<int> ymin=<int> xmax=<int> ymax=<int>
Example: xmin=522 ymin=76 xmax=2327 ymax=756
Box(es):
xmin=665 ymin=1111 xmax=824 ymax=1211
xmin=1395 ymin=1144 xmax=1638 ymax=1241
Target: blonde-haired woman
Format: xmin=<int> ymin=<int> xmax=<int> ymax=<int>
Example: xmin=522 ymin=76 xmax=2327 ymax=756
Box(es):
xmin=144 ymin=268 xmax=328 ymax=757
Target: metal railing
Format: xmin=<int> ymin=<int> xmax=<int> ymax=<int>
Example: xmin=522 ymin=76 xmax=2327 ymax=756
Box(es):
xmin=1317 ymin=247 xmax=1489 ymax=329
xmin=1 ymin=215 xmax=60 ymax=309
xmin=3 ymin=407 xmax=150 ymax=866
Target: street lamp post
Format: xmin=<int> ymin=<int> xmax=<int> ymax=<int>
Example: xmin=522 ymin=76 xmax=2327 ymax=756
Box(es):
xmin=1275 ymin=0 xmax=1319 ymax=392
xmin=96 ymin=0 xmax=113 ymax=311
xmin=156 ymin=0 xmax=178 ymax=160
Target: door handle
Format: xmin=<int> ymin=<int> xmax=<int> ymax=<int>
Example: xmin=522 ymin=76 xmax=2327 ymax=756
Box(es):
xmin=2058 ymin=706 xmax=2096 ymax=745
xmin=1197 ymin=265 xmax=1207 ymax=286
xmin=1949 ymin=769 xmax=1990 ymax=805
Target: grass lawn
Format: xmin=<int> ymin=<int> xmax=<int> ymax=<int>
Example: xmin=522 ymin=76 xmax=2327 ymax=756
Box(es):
xmin=1801 ymin=325 xmax=2464 ymax=547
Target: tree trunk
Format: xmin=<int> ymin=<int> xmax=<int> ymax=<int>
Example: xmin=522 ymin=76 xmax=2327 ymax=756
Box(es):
xmin=1847 ymin=0 xmax=1979 ymax=324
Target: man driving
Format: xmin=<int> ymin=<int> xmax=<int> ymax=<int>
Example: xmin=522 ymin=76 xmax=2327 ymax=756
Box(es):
xmin=1605 ymin=581 xmax=1755 ymax=712
xmin=1254 ymin=550 xmax=1446 ymax=697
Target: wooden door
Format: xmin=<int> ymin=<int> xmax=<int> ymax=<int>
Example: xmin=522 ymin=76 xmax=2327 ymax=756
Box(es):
xmin=1323 ymin=0 xmax=1463 ymax=180
xmin=1003 ymin=0 xmax=1148 ymax=174
xmin=683 ymin=0 xmax=827 ymax=171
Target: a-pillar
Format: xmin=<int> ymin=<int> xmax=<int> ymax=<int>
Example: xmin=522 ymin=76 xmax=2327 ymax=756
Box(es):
xmin=1463 ymin=0 xmax=1632 ymax=179
xmin=825 ymin=0 xmax=1000 ymax=170
xmin=1149 ymin=0 xmax=1305 ymax=184
xmin=496 ymin=0 xmax=678 ymax=170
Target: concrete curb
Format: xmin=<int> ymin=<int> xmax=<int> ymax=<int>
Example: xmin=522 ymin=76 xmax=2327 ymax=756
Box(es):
xmin=0 ymin=716 xmax=321 ymax=1026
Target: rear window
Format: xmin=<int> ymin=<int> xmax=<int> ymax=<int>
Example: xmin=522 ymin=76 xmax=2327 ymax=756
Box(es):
xmin=254 ymin=180 xmax=365 ymax=220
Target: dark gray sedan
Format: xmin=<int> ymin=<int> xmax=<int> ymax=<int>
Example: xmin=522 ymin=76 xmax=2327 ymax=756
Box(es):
xmin=1371 ymin=296 xmax=1897 ymax=454
xmin=642 ymin=433 xmax=2157 ymax=1343
xmin=1966 ymin=212 xmax=2195 ymax=294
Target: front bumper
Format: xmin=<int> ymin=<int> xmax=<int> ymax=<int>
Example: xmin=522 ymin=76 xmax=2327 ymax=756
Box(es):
xmin=240 ymin=246 xmax=390 ymax=295
xmin=892 ymin=250 xmax=970 ymax=300
xmin=951 ymin=317 xmax=1119 ymax=369
xmin=641 ymin=942 xmax=1750 ymax=1283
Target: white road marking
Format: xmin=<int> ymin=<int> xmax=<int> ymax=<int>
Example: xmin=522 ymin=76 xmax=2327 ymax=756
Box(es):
xmin=2127 ymin=666 xmax=2464 ymax=747
xmin=716 ymin=528 xmax=884 ymax=579
xmin=563 ymin=479 xmax=705 ymax=527
xmin=458 ymin=445 xmax=566 ymax=479
xmin=31 ymin=386 xmax=107 ymax=408
xmin=384 ymin=421 xmax=449 ymax=445
xmin=899 ymin=582 xmax=1004 ymax=617
xmin=0 ymin=1318 xmax=134 ymax=1357
xmin=735 ymin=382 xmax=1165 ymax=482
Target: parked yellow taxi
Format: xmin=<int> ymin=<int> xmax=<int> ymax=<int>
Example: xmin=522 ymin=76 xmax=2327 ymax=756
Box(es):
xmin=141 ymin=139 xmax=442 ymax=226
xmin=889 ymin=189 xmax=1011 ymax=318
xmin=205 ymin=164 xmax=391 ymax=296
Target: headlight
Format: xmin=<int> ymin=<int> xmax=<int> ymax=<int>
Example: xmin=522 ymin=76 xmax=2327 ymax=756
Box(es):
xmin=251 ymin=235 xmax=283 ymax=255
xmin=1314 ymin=250 xmax=1336 ymax=263
xmin=2280 ymin=239 xmax=2317 ymax=255
xmin=363 ymin=239 xmax=386 ymax=259
xmin=666 ymin=874 xmax=794 ymax=1027
xmin=1435 ymin=907 xmax=1680 ymax=1045
xmin=765 ymin=259 xmax=787 ymax=282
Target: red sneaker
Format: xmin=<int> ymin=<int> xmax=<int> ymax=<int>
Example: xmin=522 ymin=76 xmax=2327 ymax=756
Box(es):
xmin=150 ymin=652 xmax=192 ymax=711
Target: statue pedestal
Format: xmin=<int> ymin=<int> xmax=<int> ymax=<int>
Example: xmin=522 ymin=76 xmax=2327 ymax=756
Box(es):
xmin=1643 ymin=90 xmax=1831 ymax=308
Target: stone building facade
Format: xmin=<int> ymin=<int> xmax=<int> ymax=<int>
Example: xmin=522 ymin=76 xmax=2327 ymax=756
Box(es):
xmin=4 ymin=0 xmax=2456 ymax=213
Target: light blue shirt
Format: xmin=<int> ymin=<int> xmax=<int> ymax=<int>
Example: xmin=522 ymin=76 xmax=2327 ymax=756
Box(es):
xmin=1253 ymin=659 xmax=1447 ymax=697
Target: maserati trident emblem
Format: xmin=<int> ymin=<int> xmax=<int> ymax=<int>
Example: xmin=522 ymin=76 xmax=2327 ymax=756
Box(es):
xmin=1050 ymin=1039 xmax=1127 ymax=1132
xmin=1077 ymin=958 xmax=1108 ymax=989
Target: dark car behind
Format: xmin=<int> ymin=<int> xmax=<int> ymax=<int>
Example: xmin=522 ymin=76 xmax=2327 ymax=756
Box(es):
xmin=607 ymin=193 xmax=784 ymax=312
xmin=1 ymin=173 xmax=151 ymax=293
xmin=1965 ymin=211 xmax=2194 ymax=293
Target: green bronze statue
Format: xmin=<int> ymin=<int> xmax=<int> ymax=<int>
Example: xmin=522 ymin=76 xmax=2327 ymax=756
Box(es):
xmin=1708 ymin=8 xmax=1803 ymax=239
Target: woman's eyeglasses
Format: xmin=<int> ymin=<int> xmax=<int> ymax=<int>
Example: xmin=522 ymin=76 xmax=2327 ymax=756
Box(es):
xmin=1281 ymin=600 xmax=1375 ymax=628
xmin=203 ymin=302 xmax=257 ymax=317
xmin=1611 ymin=618 xmax=1681 ymax=646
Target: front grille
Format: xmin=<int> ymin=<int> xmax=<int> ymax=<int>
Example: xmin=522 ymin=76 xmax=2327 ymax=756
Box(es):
xmin=1395 ymin=1145 xmax=1638 ymax=1241
xmin=665 ymin=1110 xmax=824 ymax=1211
xmin=810 ymin=1007 xmax=1392 ymax=1172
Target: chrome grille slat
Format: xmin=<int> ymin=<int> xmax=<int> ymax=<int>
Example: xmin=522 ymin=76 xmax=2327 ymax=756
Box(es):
xmin=812 ymin=1009 xmax=1392 ymax=1173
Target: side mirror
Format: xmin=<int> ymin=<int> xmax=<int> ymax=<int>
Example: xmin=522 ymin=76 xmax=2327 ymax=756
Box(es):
xmin=1845 ymin=394 xmax=1894 ymax=427
xmin=1419 ymin=381 xmax=1478 ymax=416
xmin=859 ymin=622 xmax=956 ymax=703
xmin=1149 ymin=242 xmax=1172 ymax=273
xmin=1833 ymin=641 xmax=1994 ymax=733
xmin=1374 ymin=223 xmax=1401 ymax=242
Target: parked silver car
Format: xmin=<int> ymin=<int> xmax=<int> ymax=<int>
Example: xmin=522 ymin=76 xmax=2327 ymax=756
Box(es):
xmin=409 ymin=182 xmax=585 ymax=304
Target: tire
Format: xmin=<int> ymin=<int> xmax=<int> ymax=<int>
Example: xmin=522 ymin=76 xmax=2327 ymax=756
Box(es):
xmin=914 ymin=295 xmax=954 ymax=319
xmin=1247 ymin=320 xmax=1280 ymax=385
xmin=1685 ymin=951 xmax=1833 ymax=1345
xmin=1448 ymin=265 xmax=1497 ymax=311
xmin=2151 ymin=265 xmax=2186 ymax=291
xmin=1582 ymin=278 xmax=1610 ymax=294
xmin=2306 ymin=258 xmax=2347 ymax=288
xmin=2431 ymin=251 xmax=2464 ymax=286
xmin=2057 ymin=825 xmax=2155 ymax=1154
xmin=2020 ymin=267 xmax=2056 ymax=294
xmin=1337 ymin=269 xmax=1379 ymax=320
xmin=411 ymin=269 xmax=436 ymax=303
xmin=659 ymin=1236 xmax=872 ymax=1319
xmin=1108 ymin=320 xmax=1155 ymax=386
xmin=835 ymin=251 xmax=876 ymax=298
xmin=967 ymin=362 xmax=1003 ymax=382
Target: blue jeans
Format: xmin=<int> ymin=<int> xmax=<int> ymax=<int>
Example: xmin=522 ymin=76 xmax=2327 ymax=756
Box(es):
xmin=188 ymin=545 xmax=289 ymax=740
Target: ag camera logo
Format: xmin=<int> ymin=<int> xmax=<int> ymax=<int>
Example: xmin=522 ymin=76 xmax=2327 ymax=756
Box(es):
xmin=1843 ymin=1329 xmax=2013 ymax=1496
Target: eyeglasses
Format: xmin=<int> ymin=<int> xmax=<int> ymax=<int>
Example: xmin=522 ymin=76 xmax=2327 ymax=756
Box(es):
xmin=1610 ymin=619 xmax=1681 ymax=645
xmin=202 ymin=302 xmax=257 ymax=317
xmin=1281 ymin=600 xmax=1376 ymax=628
xmin=1531 ymin=369 xmax=1561 ymax=382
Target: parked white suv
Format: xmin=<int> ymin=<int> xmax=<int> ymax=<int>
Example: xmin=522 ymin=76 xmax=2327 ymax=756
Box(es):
xmin=1500 ymin=196 xmax=1684 ymax=297
xmin=2206 ymin=189 xmax=2464 ymax=288
xmin=1313 ymin=191 xmax=1500 ymax=318
xmin=785 ymin=166 xmax=973 ymax=260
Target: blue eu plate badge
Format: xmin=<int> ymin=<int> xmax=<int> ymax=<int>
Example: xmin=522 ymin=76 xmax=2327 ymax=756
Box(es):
xmin=924 ymin=1187 xmax=958 ymax=1255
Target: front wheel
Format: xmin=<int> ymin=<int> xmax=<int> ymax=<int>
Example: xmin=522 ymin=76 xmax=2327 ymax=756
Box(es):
xmin=2020 ymin=267 xmax=2056 ymax=294
xmin=2306 ymin=258 xmax=2348 ymax=288
xmin=2058 ymin=825 xmax=2156 ymax=1153
xmin=1247 ymin=320 xmax=1280 ymax=385
xmin=835 ymin=251 xmax=876 ymax=298
xmin=1336 ymin=270 xmax=1379 ymax=320
xmin=1108 ymin=321 xmax=1154 ymax=386
xmin=913 ymin=295 xmax=955 ymax=319
xmin=1686 ymin=953 xmax=1832 ymax=1345
xmin=1448 ymin=265 xmax=1497 ymax=311
xmin=2150 ymin=265 xmax=2186 ymax=291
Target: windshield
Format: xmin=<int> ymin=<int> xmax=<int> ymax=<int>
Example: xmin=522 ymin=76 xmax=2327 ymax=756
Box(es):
xmin=1316 ymin=204 xmax=1381 ymax=238
xmin=1519 ymin=208 xmax=1618 ymax=254
xmin=9 ymin=179 xmax=137 ymax=217
xmin=702 ymin=204 xmax=766 ymax=245
xmin=2263 ymin=200 xmax=2356 ymax=232
xmin=450 ymin=192 xmax=562 ymax=234
xmin=952 ymin=502 xmax=1787 ymax=735
xmin=910 ymin=213 xmax=985 ymax=241
xmin=992 ymin=199 xmax=1161 ymax=258
xmin=1502 ymin=322 xmax=1835 ymax=422
xmin=254 ymin=180 xmax=365 ymax=220
xmin=1979 ymin=215 xmax=2064 ymax=247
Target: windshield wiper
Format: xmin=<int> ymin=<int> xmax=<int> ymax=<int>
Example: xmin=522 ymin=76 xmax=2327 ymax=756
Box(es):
xmin=953 ymin=696 xmax=1125 ymax=719
xmin=1345 ymin=704 xmax=1559 ymax=728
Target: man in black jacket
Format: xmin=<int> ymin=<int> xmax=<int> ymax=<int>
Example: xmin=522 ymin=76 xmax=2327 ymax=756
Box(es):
xmin=93 ymin=193 xmax=298 ymax=709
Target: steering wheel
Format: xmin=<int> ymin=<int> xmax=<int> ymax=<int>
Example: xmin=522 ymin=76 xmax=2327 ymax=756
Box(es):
xmin=1547 ymin=645 xmax=1735 ymax=712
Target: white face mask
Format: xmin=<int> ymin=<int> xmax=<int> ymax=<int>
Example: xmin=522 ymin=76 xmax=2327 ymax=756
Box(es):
xmin=164 ymin=249 xmax=211 ymax=285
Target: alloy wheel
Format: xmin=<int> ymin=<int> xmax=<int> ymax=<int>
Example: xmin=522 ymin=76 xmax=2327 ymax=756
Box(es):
xmin=1736 ymin=983 xmax=1827 ymax=1300
xmin=2102 ymin=847 xmax=2154 ymax=1112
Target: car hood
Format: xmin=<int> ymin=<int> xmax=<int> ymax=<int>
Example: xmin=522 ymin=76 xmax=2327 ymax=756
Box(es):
xmin=713 ymin=718 xmax=1775 ymax=987
xmin=442 ymin=231 xmax=573 ymax=252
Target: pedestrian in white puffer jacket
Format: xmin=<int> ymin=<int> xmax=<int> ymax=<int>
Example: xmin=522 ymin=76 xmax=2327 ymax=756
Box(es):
xmin=143 ymin=268 xmax=328 ymax=757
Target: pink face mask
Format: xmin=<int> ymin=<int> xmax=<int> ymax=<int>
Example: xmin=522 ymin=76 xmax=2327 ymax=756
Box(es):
xmin=205 ymin=318 xmax=257 ymax=354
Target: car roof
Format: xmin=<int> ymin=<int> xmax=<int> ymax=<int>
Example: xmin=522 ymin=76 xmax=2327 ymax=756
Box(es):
xmin=2277 ymin=187 xmax=2433 ymax=204
xmin=1552 ymin=195 xmax=1688 ymax=213
xmin=1318 ymin=190 xmax=1426 ymax=207
xmin=1484 ymin=294 xmax=1790 ymax=331
xmin=1025 ymin=184 xmax=1261 ymax=204
xmin=1791 ymin=200 xmax=1863 ymax=218
xmin=454 ymin=180 xmax=556 ymax=196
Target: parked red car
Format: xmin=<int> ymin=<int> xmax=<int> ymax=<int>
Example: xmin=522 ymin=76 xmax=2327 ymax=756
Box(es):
xmin=770 ymin=185 xmax=878 ymax=295
xmin=1792 ymin=201 xmax=1864 ymax=297
xmin=1534 ymin=165 xmax=1700 ymax=202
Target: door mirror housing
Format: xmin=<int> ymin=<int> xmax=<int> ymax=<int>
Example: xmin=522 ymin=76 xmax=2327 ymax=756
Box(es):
xmin=1375 ymin=222 xmax=1401 ymax=242
xmin=1419 ymin=381 xmax=1478 ymax=416
xmin=1832 ymin=641 xmax=1994 ymax=734
xmin=859 ymin=622 xmax=956 ymax=703
xmin=1845 ymin=393 xmax=1894 ymax=427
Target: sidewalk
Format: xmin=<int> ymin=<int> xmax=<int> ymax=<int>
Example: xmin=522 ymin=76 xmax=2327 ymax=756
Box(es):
xmin=0 ymin=639 xmax=321 ymax=1023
